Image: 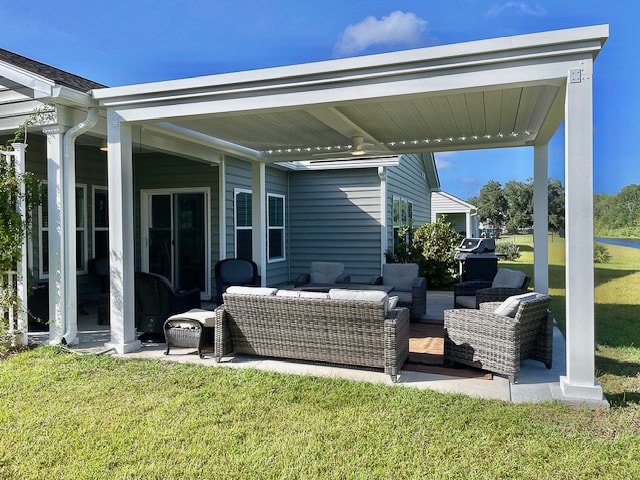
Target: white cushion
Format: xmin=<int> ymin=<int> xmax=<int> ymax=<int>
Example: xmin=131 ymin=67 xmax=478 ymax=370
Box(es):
xmin=329 ymin=289 xmax=389 ymax=312
xmin=298 ymin=291 xmax=330 ymax=299
xmin=225 ymin=286 xmax=277 ymax=296
xmin=388 ymin=296 xmax=399 ymax=309
xmin=491 ymin=269 xmax=526 ymax=288
xmin=382 ymin=263 xmax=418 ymax=292
xmin=456 ymin=296 xmax=477 ymax=309
xmin=309 ymin=262 xmax=345 ymax=284
xmin=493 ymin=292 xmax=539 ymax=318
xmin=275 ymin=289 xmax=300 ymax=297
xmin=167 ymin=308 xmax=216 ymax=327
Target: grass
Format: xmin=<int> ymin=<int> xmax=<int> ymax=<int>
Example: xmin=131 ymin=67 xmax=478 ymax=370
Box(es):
xmin=1 ymin=236 xmax=639 ymax=478
xmin=2 ymin=348 xmax=640 ymax=479
xmin=500 ymin=234 xmax=640 ymax=407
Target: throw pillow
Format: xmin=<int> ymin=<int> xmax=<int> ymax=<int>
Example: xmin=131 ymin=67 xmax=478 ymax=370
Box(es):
xmin=493 ymin=292 xmax=538 ymax=318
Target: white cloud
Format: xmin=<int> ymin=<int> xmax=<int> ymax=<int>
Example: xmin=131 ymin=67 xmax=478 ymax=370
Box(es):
xmin=487 ymin=2 xmax=547 ymax=17
xmin=334 ymin=11 xmax=428 ymax=57
xmin=461 ymin=177 xmax=478 ymax=184
xmin=436 ymin=158 xmax=453 ymax=170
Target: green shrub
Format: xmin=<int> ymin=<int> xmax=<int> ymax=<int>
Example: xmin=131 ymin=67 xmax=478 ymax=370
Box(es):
xmin=387 ymin=218 xmax=460 ymax=288
xmin=495 ymin=240 xmax=521 ymax=261
xmin=594 ymin=243 xmax=612 ymax=263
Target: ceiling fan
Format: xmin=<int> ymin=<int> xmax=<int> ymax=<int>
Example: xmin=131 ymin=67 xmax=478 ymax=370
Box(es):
xmin=310 ymin=136 xmax=390 ymax=161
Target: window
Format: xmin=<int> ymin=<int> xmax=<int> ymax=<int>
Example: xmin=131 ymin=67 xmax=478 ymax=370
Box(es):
xmin=39 ymin=183 xmax=87 ymax=278
xmin=392 ymin=196 xmax=414 ymax=249
xmin=93 ymin=187 xmax=109 ymax=259
xmin=234 ymin=189 xmax=252 ymax=260
xmin=267 ymin=193 xmax=285 ymax=262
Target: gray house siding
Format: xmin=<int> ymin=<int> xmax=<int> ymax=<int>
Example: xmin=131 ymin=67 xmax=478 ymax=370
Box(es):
xmin=386 ymin=153 xmax=434 ymax=250
xmin=265 ymin=166 xmax=289 ymax=286
xmin=289 ymin=168 xmax=382 ymax=283
xmin=223 ymin=156 xmax=252 ymax=259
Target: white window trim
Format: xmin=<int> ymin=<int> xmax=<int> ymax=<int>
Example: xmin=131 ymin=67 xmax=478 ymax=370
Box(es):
xmin=92 ymin=185 xmax=108 ymax=259
xmin=38 ymin=182 xmax=88 ymax=279
xmin=267 ymin=192 xmax=286 ymax=263
xmin=234 ymin=188 xmax=252 ymax=259
xmin=392 ymin=195 xmax=414 ymax=249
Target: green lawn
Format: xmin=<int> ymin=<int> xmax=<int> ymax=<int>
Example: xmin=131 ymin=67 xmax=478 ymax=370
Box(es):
xmin=500 ymin=234 xmax=640 ymax=408
xmin=1 ymin=237 xmax=639 ymax=479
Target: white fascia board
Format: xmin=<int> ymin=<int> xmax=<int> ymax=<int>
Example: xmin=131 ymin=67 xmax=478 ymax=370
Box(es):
xmin=0 ymin=61 xmax=54 ymax=98
xmin=51 ymin=85 xmax=96 ymax=108
xmin=101 ymin=56 xmax=591 ymax=125
xmin=93 ymin=25 xmax=608 ymax=106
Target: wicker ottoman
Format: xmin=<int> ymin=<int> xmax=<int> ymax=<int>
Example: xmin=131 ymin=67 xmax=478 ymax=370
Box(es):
xmin=164 ymin=309 xmax=215 ymax=358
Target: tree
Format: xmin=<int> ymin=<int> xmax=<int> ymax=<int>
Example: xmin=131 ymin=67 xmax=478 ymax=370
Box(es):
xmin=503 ymin=180 xmax=533 ymax=232
xmin=547 ymin=178 xmax=565 ymax=232
xmin=477 ymin=180 xmax=507 ymax=228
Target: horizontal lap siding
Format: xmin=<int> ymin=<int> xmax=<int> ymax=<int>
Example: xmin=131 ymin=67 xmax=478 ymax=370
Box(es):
xmin=224 ymin=157 xmax=252 ymax=259
xmin=386 ymin=154 xmax=434 ymax=247
xmin=265 ymin=167 xmax=289 ymax=286
xmin=224 ymin=157 xmax=290 ymax=286
xmin=289 ymin=168 xmax=381 ymax=283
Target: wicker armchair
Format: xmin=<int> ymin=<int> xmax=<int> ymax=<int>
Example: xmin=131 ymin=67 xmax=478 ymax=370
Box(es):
xmin=444 ymin=293 xmax=552 ymax=382
xmin=454 ymin=268 xmax=530 ymax=308
xmin=293 ymin=261 xmax=351 ymax=288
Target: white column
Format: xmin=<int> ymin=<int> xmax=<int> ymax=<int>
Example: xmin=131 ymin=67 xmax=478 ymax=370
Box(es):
xmin=378 ymin=166 xmax=387 ymax=270
xmin=533 ymin=144 xmax=549 ymax=294
xmin=465 ymin=213 xmax=472 ymax=239
xmin=560 ymin=59 xmax=604 ymax=401
xmin=43 ymin=126 xmax=67 ymax=343
xmin=218 ymin=157 xmax=227 ymax=260
xmin=105 ymin=110 xmax=140 ymax=353
xmin=251 ymin=161 xmax=267 ymax=286
xmin=12 ymin=143 xmax=28 ymax=345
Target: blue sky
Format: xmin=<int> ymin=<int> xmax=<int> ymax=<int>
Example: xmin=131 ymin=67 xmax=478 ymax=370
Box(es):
xmin=2 ymin=1 xmax=636 ymax=201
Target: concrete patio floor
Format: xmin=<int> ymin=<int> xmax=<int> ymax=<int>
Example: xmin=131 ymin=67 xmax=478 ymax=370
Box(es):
xmin=28 ymin=291 xmax=606 ymax=407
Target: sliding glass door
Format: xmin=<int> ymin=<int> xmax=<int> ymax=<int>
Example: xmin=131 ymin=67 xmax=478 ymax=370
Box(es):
xmin=142 ymin=189 xmax=210 ymax=299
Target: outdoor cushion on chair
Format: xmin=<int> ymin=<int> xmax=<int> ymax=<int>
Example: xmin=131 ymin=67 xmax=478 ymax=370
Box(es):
xmin=454 ymin=268 xmax=530 ymax=309
xmin=371 ymin=263 xmax=426 ymax=318
xmin=294 ymin=261 xmax=351 ymax=287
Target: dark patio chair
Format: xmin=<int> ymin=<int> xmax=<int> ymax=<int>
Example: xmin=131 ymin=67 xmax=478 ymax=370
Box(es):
xmin=444 ymin=292 xmax=553 ymax=382
xmin=135 ymin=272 xmax=201 ymax=340
xmin=214 ymin=258 xmax=260 ymax=305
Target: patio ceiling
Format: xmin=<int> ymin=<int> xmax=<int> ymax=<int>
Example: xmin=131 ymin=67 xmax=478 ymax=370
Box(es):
xmin=93 ymin=25 xmax=607 ymax=163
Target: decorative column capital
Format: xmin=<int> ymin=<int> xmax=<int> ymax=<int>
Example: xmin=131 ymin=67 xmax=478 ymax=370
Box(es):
xmin=42 ymin=125 xmax=68 ymax=135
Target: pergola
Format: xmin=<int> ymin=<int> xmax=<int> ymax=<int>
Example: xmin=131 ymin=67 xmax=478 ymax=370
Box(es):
xmin=4 ymin=25 xmax=609 ymax=402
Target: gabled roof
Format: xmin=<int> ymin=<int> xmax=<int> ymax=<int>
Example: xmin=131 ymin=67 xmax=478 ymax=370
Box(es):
xmin=0 ymin=49 xmax=105 ymax=92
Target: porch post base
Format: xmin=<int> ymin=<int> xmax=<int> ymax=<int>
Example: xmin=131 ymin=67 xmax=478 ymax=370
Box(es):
xmin=105 ymin=340 xmax=142 ymax=354
xmin=559 ymin=376 xmax=607 ymax=405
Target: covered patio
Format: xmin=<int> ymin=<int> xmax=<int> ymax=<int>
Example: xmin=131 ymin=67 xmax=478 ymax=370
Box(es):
xmin=8 ymin=25 xmax=609 ymax=405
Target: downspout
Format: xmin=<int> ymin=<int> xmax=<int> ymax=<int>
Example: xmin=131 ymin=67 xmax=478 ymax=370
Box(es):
xmin=61 ymin=107 xmax=99 ymax=344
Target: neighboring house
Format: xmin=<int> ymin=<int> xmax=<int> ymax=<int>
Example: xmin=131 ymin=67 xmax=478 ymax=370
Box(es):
xmin=431 ymin=191 xmax=479 ymax=237
xmin=0 ymin=25 xmax=610 ymax=403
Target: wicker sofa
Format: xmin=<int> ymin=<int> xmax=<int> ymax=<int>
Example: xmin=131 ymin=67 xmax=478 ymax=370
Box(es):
xmin=214 ymin=286 xmax=410 ymax=381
